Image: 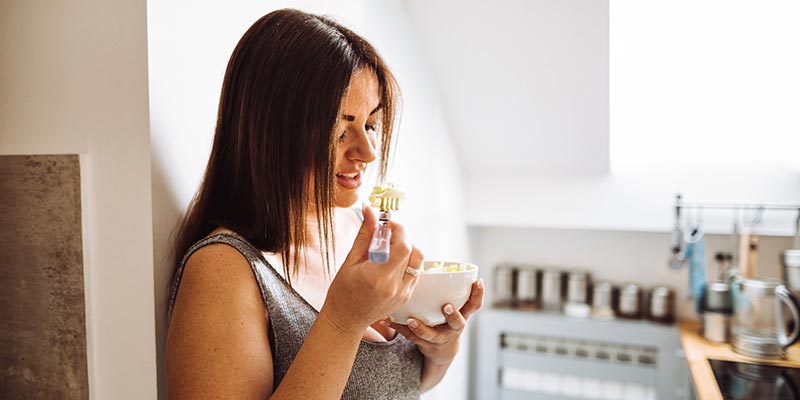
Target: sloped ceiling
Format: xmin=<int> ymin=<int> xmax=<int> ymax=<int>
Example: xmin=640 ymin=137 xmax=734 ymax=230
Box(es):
xmin=402 ymin=0 xmax=609 ymax=176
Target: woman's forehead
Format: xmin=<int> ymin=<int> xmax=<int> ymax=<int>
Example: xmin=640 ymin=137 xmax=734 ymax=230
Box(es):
xmin=341 ymin=69 xmax=381 ymax=117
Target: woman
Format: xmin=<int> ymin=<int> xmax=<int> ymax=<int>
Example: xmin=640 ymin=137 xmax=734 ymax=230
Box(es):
xmin=166 ymin=9 xmax=484 ymax=399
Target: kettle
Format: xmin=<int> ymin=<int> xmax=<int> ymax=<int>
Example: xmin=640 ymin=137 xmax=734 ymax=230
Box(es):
xmin=731 ymin=277 xmax=800 ymax=359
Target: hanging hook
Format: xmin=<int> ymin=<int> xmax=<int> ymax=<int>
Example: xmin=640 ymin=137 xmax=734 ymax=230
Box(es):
xmin=670 ymin=193 xmax=684 ymax=256
xmin=742 ymin=205 xmax=764 ymax=228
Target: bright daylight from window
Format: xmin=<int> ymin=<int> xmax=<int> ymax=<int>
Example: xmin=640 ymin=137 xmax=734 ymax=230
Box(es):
xmin=610 ymin=0 xmax=800 ymax=171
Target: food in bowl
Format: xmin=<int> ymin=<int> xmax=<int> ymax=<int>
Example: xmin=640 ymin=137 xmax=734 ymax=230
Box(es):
xmin=390 ymin=261 xmax=479 ymax=326
xmin=426 ymin=261 xmax=472 ymax=273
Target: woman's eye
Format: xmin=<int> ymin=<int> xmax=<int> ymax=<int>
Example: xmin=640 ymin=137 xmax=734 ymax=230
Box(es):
xmin=365 ymin=124 xmax=378 ymax=133
xmin=338 ymin=131 xmax=346 ymax=143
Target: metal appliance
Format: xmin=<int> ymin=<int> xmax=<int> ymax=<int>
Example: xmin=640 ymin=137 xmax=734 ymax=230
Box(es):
xmin=731 ymin=277 xmax=800 ymax=358
xmin=709 ymin=359 xmax=800 ymax=399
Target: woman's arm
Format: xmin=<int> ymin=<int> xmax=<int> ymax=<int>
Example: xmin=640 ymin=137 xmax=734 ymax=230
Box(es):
xmin=166 ymin=244 xmax=274 ymax=399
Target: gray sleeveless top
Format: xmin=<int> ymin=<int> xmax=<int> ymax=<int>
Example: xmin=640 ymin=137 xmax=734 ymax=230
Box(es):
xmin=168 ymin=233 xmax=423 ymax=399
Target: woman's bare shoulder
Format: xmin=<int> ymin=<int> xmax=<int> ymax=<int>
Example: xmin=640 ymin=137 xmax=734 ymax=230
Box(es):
xmin=171 ymin=236 xmax=266 ymax=317
xmin=182 ymin=228 xmax=258 ymax=293
xmin=167 ymin=240 xmax=274 ymax=398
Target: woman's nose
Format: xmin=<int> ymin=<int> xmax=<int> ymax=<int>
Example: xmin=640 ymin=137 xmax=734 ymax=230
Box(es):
xmin=348 ymin=127 xmax=378 ymax=163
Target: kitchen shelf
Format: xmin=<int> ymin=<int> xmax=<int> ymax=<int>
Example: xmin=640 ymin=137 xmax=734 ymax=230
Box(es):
xmin=472 ymin=309 xmax=691 ymax=400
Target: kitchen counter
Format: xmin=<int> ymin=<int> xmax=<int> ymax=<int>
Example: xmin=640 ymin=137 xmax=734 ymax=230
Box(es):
xmin=679 ymin=321 xmax=800 ymax=400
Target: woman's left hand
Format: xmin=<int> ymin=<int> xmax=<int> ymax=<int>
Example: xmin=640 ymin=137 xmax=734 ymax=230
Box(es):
xmin=382 ymin=278 xmax=485 ymax=367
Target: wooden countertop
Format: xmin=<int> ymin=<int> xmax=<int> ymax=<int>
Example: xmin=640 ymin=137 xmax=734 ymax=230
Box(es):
xmin=679 ymin=320 xmax=800 ymax=400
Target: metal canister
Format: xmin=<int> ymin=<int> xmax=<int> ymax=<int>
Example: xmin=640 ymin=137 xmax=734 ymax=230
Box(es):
xmin=493 ymin=265 xmax=516 ymax=308
xmin=704 ymin=312 xmax=731 ymax=343
xmin=618 ymin=283 xmax=643 ymax=319
xmin=563 ymin=271 xmax=591 ymax=318
xmin=648 ymin=286 xmax=675 ymax=324
xmin=783 ymin=250 xmax=800 ymax=294
xmin=541 ymin=269 xmax=563 ymax=311
xmin=566 ymin=271 xmax=590 ymax=304
xmin=515 ymin=267 xmax=539 ymax=309
xmin=591 ymin=281 xmax=617 ymax=320
xmin=705 ymin=281 xmax=732 ymax=313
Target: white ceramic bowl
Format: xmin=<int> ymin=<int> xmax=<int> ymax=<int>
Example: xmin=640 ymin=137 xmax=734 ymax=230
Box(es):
xmin=390 ymin=261 xmax=479 ymax=326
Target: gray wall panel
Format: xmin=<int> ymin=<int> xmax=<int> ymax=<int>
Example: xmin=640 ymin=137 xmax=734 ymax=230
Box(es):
xmin=0 ymin=154 xmax=88 ymax=399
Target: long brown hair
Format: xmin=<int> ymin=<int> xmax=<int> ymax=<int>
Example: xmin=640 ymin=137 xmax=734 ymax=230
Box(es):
xmin=172 ymin=9 xmax=400 ymax=283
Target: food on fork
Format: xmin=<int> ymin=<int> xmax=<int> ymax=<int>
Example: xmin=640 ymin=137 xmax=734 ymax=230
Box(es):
xmin=368 ymin=183 xmax=405 ymax=211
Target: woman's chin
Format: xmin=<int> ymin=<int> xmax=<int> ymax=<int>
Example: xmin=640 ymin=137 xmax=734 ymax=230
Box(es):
xmin=334 ymin=196 xmax=358 ymax=209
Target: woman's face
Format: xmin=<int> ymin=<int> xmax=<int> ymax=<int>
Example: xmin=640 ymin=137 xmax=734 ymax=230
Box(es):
xmin=332 ymin=68 xmax=380 ymax=208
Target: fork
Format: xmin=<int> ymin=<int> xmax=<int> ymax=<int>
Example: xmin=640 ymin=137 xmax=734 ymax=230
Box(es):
xmin=368 ymin=187 xmax=403 ymax=263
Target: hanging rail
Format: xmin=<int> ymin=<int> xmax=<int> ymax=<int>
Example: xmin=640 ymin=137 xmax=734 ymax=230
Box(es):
xmin=674 ymin=194 xmax=800 ymax=211
xmin=671 ymin=194 xmax=800 ymax=256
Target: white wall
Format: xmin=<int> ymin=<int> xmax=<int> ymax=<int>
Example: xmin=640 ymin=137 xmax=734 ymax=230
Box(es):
xmin=0 ymin=1 xmax=156 ymax=399
xmin=148 ymin=1 xmax=470 ymax=399
xmin=362 ymin=2 xmax=470 ymax=399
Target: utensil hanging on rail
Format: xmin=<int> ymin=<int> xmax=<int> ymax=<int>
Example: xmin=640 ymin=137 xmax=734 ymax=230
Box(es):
xmin=668 ymin=194 xmax=800 ymax=272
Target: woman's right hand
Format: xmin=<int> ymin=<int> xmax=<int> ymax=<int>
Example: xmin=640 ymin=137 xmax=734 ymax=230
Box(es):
xmin=320 ymin=204 xmax=424 ymax=334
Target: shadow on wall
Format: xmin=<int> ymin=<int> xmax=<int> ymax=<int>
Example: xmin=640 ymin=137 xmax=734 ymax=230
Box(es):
xmin=150 ymin=152 xmax=187 ymax=400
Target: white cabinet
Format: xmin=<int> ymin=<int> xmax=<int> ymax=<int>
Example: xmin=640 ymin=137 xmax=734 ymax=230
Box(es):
xmin=472 ymin=309 xmax=691 ymax=400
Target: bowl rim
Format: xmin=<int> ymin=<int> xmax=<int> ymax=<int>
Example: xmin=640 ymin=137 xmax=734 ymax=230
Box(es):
xmin=421 ymin=260 xmax=479 ymax=274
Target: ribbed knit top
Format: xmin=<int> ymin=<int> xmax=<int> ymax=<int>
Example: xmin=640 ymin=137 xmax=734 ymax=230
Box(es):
xmin=168 ymin=233 xmax=422 ymax=399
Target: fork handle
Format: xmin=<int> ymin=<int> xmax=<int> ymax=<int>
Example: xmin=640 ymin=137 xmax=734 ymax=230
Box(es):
xmin=369 ymin=220 xmax=391 ymax=263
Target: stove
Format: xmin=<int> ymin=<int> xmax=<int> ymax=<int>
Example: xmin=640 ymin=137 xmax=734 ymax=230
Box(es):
xmin=709 ymin=359 xmax=800 ymax=399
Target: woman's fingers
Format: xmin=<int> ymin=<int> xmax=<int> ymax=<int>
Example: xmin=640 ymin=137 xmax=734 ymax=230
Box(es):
xmin=350 ymin=204 xmax=378 ymax=257
xmin=385 ymin=221 xmax=413 ymax=272
xmin=383 ymin=318 xmax=440 ymax=343
xmin=343 ymin=204 xmax=378 ymax=264
xmin=401 ymin=246 xmax=425 ymax=284
xmin=405 ymin=318 xmax=447 ymax=344
xmin=408 ymin=246 xmax=424 ymax=269
xmin=383 ymin=320 xmax=419 ymax=342
xmin=459 ymin=279 xmax=485 ymax=320
xmin=442 ymin=304 xmax=466 ymax=332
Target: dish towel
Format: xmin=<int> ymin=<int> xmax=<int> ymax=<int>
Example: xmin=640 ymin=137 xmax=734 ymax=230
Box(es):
xmin=684 ymin=225 xmax=706 ymax=313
